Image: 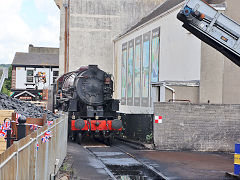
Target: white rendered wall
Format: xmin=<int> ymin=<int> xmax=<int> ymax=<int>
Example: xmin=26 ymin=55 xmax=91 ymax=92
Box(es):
xmin=114 ymin=6 xmax=201 ymax=114
xmin=15 ymin=67 xmax=59 ymax=90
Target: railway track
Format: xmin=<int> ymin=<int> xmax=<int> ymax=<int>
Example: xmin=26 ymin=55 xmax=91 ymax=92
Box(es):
xmin=67 ymin=139 xmax=233 ymax=180
xmin=84 ymin=141 xmax=167 ymax=180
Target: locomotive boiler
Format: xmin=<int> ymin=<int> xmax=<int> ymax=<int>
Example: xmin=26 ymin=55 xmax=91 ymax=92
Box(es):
xmin=55 ymin=65 xmax=122 ymax=145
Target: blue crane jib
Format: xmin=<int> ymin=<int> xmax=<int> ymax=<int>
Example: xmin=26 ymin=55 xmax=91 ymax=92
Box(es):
xmin=177 ymin=0 xmax=240 ymax=67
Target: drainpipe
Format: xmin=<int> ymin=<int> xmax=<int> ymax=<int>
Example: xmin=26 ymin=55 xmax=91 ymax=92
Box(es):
xmin=67 ymin=0 xmax=70 ymax=73
xmin=64 ymin=3 xmax=67 ymax=74
xmin=112 ymin=41 xmax=116 ymax=93
xmin=64 ymin=1 xmax=70 ymax=74
xmin=163 ymin=84 xmax=176 ymax=102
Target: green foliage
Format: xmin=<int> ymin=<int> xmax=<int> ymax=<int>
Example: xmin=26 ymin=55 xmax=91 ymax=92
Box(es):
xmin=60 ymin=164 xmax=72 ymax=173
xmin=146 ymin=133 xmax=153 ymax=143
xmin=0 ymin=64 xmax=11 ymax=68
xmin=1 ymin=65 xmax=12 ymax=96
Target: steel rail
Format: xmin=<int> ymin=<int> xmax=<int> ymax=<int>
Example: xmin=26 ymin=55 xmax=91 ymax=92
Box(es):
xmin=85 ymin=148 xmax=117 ymax=180
xmin=114 ymin=144 xmax=169 ymax=180
xmin=84 ymin=141 xmax=168 ymax=180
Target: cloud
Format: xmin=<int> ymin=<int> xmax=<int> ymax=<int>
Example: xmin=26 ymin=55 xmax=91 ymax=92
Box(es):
xmin=34 ymin=0 xmax=59 ymax=16
xmin=0 ymin=0 xmax=23 ymax=14
xmin=0 ymin=0 xmax=60 ymax=64
xmin=0 ymin=0 xmax=30 ymax=64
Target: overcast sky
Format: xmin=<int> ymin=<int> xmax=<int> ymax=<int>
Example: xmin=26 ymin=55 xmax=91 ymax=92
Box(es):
xmin=0 ymin=0 xmax=60 ymax=64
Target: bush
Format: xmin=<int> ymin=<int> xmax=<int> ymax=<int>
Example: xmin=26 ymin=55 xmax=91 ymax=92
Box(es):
xmin=146 ymin=133 xmax=153 ymax=143
xmin=1 ymin=66 xmax=12 ymax=96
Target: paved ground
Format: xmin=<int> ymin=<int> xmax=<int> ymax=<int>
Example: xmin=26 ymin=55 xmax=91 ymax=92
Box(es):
xmin=66 ymin=140 xmax=234 ymax=180
xmin=68 ymin=141 xmax=111 ymax=180
xmin=141 ymin=151 xmax=233 ymax=179
xmin=118 ymin=144 xmax=234 ymax=180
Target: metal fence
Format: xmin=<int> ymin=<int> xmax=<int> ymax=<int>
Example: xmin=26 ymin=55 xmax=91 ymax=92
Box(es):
xmin=121 ymin=114 xmax=153 ymax=143
xmin=0 ymin=113 xmax=68 ymax=180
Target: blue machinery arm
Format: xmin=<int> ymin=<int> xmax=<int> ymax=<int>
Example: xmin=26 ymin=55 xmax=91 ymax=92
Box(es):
xmin=177 ymin=0 xmax=240 ymax=67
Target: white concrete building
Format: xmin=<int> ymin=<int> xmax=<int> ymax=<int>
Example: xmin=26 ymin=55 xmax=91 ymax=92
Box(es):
xmin=114 ymin=0 xmax=199 ymax=114
xmin=113 ymin=0 xmax=240 ymax=115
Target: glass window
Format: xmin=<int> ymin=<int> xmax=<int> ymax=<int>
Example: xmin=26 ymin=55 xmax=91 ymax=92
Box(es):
xmin=151 ymin=28 xmax=160 ymax=83
xmin=27 ymin=70 xmax=33 ymax=76
xmin=53 ymin=77 xmax=57 ymax=83
xmin=53 ymin=71 xmax=59 ymax=77
xmin=27 ymin=77 xmax=33 ymax=82
xmin=26 ymin=70 xmax=34 ymax=83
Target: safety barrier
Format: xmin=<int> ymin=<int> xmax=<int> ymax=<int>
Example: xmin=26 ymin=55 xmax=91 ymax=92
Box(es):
xmin=235 ymin=144 xmax=240 ymax=175
xmin=0 ymin=113 xmax=68 ymax=180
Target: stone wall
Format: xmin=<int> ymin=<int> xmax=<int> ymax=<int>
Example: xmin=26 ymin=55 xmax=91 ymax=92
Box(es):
xmin=154 ymin=102 xmax=240 ymax=152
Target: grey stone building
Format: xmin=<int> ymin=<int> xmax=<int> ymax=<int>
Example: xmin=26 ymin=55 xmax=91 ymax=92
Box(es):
xmin=54 ymin=0 xmax=166 ymax=75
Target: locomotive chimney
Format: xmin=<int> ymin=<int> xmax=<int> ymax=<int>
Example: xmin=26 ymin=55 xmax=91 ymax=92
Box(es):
xmin=88 ymin=65 xmax=98 ymax=69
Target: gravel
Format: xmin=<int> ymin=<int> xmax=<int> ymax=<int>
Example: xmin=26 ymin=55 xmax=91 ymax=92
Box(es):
xmin=0 ymin=92 xmax=59 ymax=120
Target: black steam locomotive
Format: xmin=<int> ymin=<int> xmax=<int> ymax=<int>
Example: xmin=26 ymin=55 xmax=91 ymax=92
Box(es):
xmin=55 ymin=65 xmax=122 ymax=145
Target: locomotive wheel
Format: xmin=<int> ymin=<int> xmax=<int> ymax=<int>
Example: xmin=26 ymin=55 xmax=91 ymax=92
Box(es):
xmin=76 ymin=133 xmax=82 ymax=145
xmin=68 ymin=134 xmax=74 ymax=142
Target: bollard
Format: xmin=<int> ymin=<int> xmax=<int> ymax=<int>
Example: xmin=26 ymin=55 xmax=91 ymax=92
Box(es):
xmin=234 ymin=144 xmax=240 ymax=175
xmin=17 ymin=116 xmax=27 ymax=140
xmin=6 ymin=130 xmax=11 ymax=148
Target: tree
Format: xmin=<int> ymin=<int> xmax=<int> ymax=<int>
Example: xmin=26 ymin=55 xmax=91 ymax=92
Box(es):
xmin=1 ymin=66 xmax=12 ymax=96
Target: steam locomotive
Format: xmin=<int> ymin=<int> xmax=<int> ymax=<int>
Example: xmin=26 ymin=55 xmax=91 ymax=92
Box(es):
xmin=55 ymin=65 xmax=122 ymax=145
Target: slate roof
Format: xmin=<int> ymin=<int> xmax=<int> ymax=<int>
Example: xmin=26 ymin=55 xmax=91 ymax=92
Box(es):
xmin=12 ymin=52 xmax=59 ymax=67
xmin=118 ymin=0 xmax=225 ymax=38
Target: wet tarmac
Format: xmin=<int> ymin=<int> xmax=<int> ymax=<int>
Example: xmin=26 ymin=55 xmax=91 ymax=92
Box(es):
xmin=116 ymin=144 xmax=234 ymax=180
xmin=67 ymin=138 xmax=234 ymax=180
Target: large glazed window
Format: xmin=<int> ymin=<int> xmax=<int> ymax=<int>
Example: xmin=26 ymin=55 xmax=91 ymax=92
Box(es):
xmin=53 ymin=71 xmax=59 ymax=83
xmin=151 ymin=28 xmax=160 ymax=83
xmin=121 ymin=43 xmax=127 ymax=105
xmin=141 ymin=32 xmax=151 ymax=107
xmin=127 ymin=40 xmax=134 ymax=106
xmin=134 ymin=36 xmax=142 ymax=106
xmin=142 ymin=35 xmax=150 ymax=98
